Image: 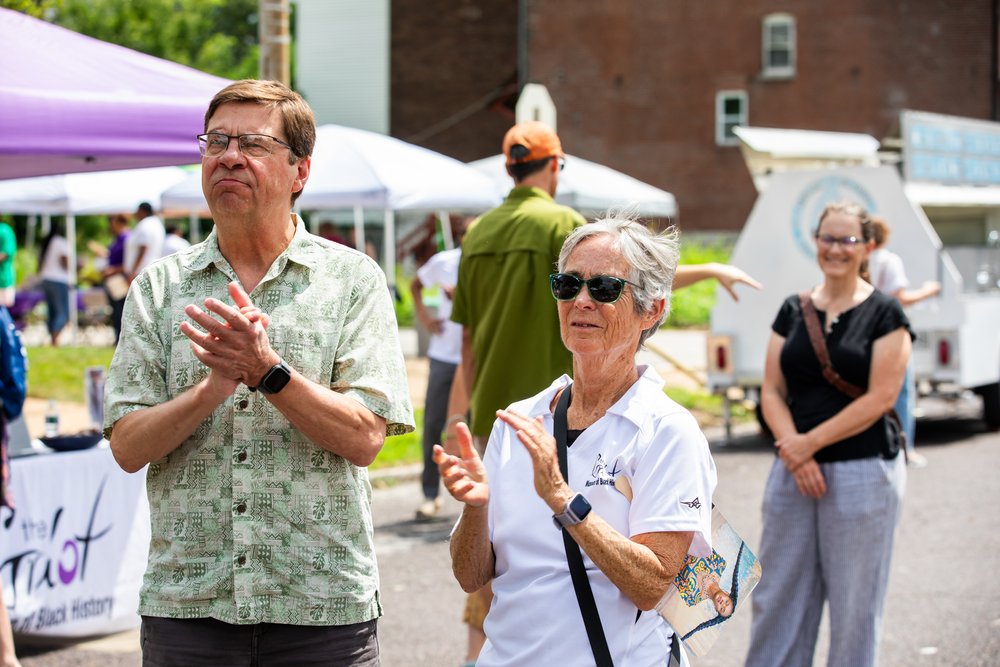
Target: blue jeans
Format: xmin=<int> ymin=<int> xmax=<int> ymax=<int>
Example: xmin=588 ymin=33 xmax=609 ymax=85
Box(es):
xmin=41 ymin=279 xmax=69 ymax=337
xmin=895 ymin=360 xmax=916 ymax=451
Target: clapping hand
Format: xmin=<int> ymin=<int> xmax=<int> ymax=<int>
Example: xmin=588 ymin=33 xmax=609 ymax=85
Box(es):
xmin=433 ymin=421 xmax=489 ymax=507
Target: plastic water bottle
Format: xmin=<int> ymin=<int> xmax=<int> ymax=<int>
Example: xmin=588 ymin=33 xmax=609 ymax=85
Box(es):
xmin=44 ymin=399 xmax=60 ymax=438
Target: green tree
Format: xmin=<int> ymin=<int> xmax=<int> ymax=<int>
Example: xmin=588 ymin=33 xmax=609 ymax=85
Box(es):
xmin=0 ymin=0 xmax=54 ymax=18
xmin=1 ymin=0 xmax=261 ymax=81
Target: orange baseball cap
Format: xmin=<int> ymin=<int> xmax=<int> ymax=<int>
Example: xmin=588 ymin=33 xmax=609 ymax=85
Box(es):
xmin=503 ymin=121 xmax=564 ymax=166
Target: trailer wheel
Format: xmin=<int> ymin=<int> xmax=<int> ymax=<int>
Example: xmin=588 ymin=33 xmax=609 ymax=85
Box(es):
xmin=981 ymin=383 xmax=1000 ymax=430
xmin=755 ymin=402 xmax=774 ymax=441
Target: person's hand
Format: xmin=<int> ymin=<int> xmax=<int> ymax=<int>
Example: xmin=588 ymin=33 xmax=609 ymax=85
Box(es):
xmin=180 ymin=281 xmax=278 ymax=391
xmin=922 ymin=280 xmax=942 ymax=297
xmin=775 ymin=432 xmax=818 ymax=471
xmin=422 ymin=317 xmax=444 ymax=335
xmin=791 ymin=459 xmax=827 ymax=498
xmin=432 ymin=421 xmax=489 ymax=507
xmin=496 ymin=407 xmax=570 ymax=512
xmin=713 ymin=263 xmax=762 ymax=301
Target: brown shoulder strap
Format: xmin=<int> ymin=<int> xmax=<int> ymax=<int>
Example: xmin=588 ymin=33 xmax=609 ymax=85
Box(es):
xmin=798 ymin=292 xmax=864 ymax=399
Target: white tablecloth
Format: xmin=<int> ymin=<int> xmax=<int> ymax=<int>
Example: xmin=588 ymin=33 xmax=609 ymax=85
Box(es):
xmin=2 ymin=444 xmax=149 ymax=637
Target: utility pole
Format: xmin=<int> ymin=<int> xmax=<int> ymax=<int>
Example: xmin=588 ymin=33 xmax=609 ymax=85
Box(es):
xmin=259 ymin=0 xmax=291 ymax=84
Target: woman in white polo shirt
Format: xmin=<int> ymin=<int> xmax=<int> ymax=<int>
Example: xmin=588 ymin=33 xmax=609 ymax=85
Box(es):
xmin=434 ymin=213 xmax=717 ymax=666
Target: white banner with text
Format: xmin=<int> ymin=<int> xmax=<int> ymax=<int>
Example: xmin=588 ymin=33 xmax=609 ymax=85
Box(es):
xmin=2 ymin=446 xmax=149 ymax=637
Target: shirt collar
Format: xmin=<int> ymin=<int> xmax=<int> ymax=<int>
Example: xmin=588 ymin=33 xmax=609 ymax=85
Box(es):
xmin=183 ymin=214 xmax=324 ymax=275
xmin=505 ymin=185 xmax=555 ymax=204
xmin=523 ymin=364 xmax=667 ymax=433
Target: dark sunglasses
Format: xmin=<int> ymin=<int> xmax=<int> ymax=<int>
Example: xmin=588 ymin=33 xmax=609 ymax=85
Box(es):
xmin=549 ymin=273 xmax=638 ymax=304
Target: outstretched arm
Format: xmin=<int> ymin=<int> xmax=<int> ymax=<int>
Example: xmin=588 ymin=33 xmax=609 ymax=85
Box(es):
xmin=892 ymin=281 xmax=941 ymax=307
xmin=674 ymin=263 xmax=762 ymax=301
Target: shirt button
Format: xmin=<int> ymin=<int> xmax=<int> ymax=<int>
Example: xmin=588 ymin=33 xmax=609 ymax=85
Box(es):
xmin=236 ymin=555 xmax=246 ymax=566
xmin=236 ymin=502 xmax=247 ymax=514
xmin=237 ymin=398 xmax=249 ymax=410
xmin=236 ymin=451 xmax=248 ymax=463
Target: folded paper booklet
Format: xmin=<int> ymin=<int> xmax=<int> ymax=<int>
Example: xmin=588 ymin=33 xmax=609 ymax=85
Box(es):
xmin=656 ymin=505 xmax=762 ymax=656
xmin=613 ymin=476 xmax=762 ymax=657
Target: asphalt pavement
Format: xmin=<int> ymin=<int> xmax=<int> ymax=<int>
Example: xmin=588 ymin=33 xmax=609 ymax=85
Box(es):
xmin=11 ymin=329 xmax=1000 ymax=666
xmin=15 ymin=403 xmax=999 ymax=667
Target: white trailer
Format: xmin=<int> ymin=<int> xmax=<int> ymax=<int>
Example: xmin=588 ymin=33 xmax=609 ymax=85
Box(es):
xmin=707 ymin=164 xmax=1000 ymax=435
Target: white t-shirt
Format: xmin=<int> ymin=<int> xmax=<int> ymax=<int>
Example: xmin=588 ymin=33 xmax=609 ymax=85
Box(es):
xmin=124 ymin=215 xmax=165 ymax=276
xmin=477 ymin=366 xmax=717 ymax=667
xmin=416 ymin=248 xmax=462 ymax=364
xmin=161 ymin=233 xmax=191 ymax=258
xmin=868 ymin=247 xmax=909 ymax=295
xmin=39 ymin=235 xmax=71 ymax=284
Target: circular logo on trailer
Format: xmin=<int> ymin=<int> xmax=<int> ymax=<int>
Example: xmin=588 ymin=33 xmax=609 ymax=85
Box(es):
xmin=791 ymin=176 xmax=877 ymax=259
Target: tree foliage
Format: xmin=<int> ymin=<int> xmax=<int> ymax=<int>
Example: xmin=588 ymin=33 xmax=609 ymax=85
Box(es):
xmin=1 ymin=0 xmax=261 ymax=81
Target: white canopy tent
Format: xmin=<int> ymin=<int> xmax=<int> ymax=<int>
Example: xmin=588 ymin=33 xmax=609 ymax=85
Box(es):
xmin=467 ymin=153 xmax=678 ymax=218
xmin=0 ymin=165 xmax=191 ymax=339
xmin=162 ymin=124 xmax=502 ymax=285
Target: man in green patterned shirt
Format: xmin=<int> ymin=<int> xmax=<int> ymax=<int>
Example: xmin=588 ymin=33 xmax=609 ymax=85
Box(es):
xmin=104 ymin=79 xmax=413 ymax=666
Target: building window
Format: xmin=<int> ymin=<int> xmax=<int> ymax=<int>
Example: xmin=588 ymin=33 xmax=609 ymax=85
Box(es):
xmin=715 ymin=91 xmax=747 ymax=146
xmin=762 ymin=13 xmax=796 ymax=79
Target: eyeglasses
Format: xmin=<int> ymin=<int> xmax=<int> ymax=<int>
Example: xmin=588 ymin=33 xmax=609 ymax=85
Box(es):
xmin=815 ymin=233 xmax=864 ymax=249
xmin=197 ymin=132 xmax=296 ymax=158
xmin=549 ymin=273 xmax=638 ymax=304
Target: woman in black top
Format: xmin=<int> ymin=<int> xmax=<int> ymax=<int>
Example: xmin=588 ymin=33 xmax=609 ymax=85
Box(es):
xmin=744 ymin=201 xmax=911 ymax=667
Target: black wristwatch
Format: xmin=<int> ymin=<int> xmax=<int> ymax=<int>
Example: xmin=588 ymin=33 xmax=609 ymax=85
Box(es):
xmin=249 ymin=360 xmax=292 ymax=394
xmin=553 ymin=493 xmax=592 ymax=530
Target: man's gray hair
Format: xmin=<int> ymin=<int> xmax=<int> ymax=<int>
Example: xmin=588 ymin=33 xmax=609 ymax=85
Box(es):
xmin=557 ymin=209 xmax=680 ymax=348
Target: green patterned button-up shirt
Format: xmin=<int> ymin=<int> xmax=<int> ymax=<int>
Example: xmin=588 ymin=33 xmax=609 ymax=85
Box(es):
xmin=104 ymin=219 xmax=414 ymax=626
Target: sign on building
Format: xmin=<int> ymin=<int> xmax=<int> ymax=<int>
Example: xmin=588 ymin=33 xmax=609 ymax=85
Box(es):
xmin=902 ymin=110 xmax=1000 ymax=186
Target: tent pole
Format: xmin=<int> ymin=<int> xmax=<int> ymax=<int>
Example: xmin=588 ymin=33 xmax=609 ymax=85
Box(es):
xmin=66 ymin=212 xmax=78 ymax=345
xmin=41 ymin=213 xmax=51 ymax=238
xmin=353 ymin=206 xmax=365 ymax=253
xmin=438 ymin=210 xmax=454 ymax=250
xmin=384 ymin=209 xmax=396 ymax=292
xmin=189 ymin=211 xmax=200 ymax=244
xmin=26 ymin=214 xmax=37 ymax=250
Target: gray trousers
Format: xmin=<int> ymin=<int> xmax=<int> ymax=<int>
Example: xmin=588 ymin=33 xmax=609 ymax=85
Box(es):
xmin=421 ymin=358 xmax=458 ymax=500
xmin=745 ymin=454 xmax=905 ymax=667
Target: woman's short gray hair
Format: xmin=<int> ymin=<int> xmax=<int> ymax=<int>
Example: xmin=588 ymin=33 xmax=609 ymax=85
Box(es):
xmin=557 ymin=209 xmax=680 ymax=349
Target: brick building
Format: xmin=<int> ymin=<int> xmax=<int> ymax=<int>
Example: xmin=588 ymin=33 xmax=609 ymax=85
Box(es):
xmin=388 ymin=0 xmax=999 ymax=231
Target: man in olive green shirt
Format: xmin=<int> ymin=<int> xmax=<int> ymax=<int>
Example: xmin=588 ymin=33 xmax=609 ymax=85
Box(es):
xmin=104 ymin=80 xmax=413 ymax=666
xmin=452 ymin=121 xmax=586 ymax=442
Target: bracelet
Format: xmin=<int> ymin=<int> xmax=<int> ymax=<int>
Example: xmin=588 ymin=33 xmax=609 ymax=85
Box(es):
xmin=445 ymin=414 xmax=466 ymax=427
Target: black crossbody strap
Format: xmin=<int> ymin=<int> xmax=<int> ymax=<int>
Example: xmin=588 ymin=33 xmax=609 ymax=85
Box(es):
xmin=554 ymin=384 xmax=614 ymax=667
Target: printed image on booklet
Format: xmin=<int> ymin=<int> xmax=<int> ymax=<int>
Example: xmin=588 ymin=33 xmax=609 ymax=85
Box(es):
xmin=656 ymin=505 xmax=762 ymax=657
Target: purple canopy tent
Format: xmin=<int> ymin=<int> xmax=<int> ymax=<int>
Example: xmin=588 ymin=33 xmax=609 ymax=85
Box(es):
xmin=0 ymin=7 xmax=229 ymax=180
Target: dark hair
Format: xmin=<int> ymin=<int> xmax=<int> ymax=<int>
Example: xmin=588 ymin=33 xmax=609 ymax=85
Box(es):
xmin=137 ymin=202 xmax=154 ymax=216
xmin=870 ymin=216 xmax=890 ymax=247
xmin=816 ymin=201 xmax=873 ymax=282
xmin=507 ymin=156 xmax=555 ymax=182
